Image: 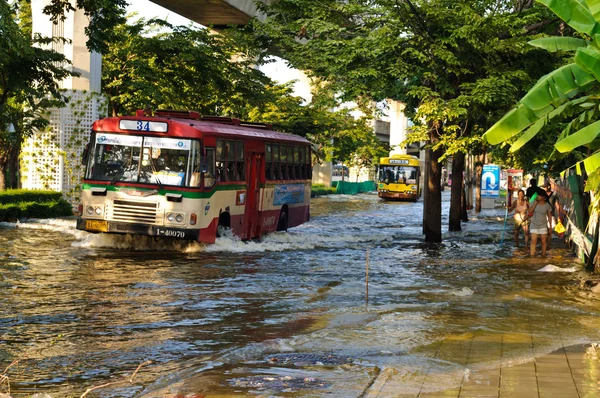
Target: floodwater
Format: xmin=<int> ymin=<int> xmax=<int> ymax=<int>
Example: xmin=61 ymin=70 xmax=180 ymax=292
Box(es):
xmin=1 ymin=192 xmax=599 ymax=397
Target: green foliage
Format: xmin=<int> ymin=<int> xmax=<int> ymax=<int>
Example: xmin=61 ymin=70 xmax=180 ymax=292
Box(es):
xmin=311 ymin=184 xmax=337 ymax=196
xmin=0 ymin=200 xmax=73 ymax=221
xmin=102 ymin=15 xmax=271 ymax=117
xmin=0 ymin=189 xmax=64 ymax=205
xmin=0 ymin=189 xmax=73 ymax=220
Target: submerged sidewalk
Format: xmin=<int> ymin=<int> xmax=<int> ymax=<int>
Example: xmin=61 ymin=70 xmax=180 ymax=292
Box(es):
xmin=364 ymin=337 xmax=600 ymax=398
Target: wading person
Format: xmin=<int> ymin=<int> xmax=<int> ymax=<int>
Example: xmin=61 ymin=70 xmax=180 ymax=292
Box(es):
xmin=525 ymin=178 xmax=538 ymax=201
xmin=507 ymin=189 xmax=529 ymax=247
xmin=544 ymin=183 xmax=556 ymax=249
xmin=528 ymin=192 xmax=553 ymax=257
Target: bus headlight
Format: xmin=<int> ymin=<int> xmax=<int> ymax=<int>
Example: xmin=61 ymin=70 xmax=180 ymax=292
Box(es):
xmin=166 ymin=213 xmax=185 ymax=224
xmin=86 ymin=205 xmax=94 ymax=215
xmin=95 ymin=207 xmax=102 ymax=215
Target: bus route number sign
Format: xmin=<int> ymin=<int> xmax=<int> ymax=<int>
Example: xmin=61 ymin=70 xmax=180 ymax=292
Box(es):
xmin=389 ymin=159 xmax=409 ymax=165
xmin=119 ymin=120 xmax=168 ymax=133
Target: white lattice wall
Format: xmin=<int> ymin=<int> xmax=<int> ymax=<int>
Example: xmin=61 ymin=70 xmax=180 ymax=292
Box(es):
xmin=21 ymin=90 xmax=108 ymax=204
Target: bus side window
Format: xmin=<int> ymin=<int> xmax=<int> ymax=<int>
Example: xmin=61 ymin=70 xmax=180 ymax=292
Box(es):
xmin=226 ymin=141 xmax=236 ymax=181
xmin=265 ymin=144 xmax=272 ymax=180
xmin=204 ymin=148 xmax=216 ymax=187
xmin=236 ymin=141 xmax=244 ymax=181
xmin=273 ymin=144 xmax=280 ymax=180
xmin=288 ymin=146 xmax=294 ymax=179
xmin=189 ymin=141 xmax=202 ymax=187
xmin=216 ymin=140 xmax=226 ymax=182
xmin=293 ymin=146 xmax=300 ymax=180
xmin=280 ymin=145 xmax=288 ymax=179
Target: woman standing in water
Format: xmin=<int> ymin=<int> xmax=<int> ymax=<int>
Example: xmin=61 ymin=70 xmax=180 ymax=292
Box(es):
xmin=508 ymin=189 xmax=529 ymax=247
xmin=528 ymin=192 xmax=553 ymax=257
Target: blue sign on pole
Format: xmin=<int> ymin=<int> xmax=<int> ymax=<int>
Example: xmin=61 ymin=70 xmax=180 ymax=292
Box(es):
xmin=481 ymin=164 xmax=500 ymax=197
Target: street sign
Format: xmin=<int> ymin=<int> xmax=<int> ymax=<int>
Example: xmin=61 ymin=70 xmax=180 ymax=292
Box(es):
xmin=481 ymin=164 xmax=500 ymax=197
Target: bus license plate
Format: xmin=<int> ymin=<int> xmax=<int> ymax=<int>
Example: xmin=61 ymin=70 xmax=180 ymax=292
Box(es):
xmin=156 ymin=228 xmax=186 ymax=238
xmin=86 ymin=220 xmax=108 ymax=232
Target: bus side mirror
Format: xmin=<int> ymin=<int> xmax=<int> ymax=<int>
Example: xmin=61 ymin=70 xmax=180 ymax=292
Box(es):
xmin=81 ymin=144 xmax=89 ymax=165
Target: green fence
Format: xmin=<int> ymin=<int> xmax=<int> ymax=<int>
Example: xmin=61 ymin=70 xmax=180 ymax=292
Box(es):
xmin=335 ymin=181 xmax=377 ymax=194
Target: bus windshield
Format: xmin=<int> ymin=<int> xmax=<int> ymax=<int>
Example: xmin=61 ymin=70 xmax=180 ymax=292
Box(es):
xmin=86 ymin=133 xmax=202 ymax=187
xmin=379 ymin=165 xmax=418 ymax=184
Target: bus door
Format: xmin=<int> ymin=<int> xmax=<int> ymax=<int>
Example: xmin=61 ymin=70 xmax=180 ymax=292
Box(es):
xmin=245 ymin=153 xmax=262 ymax=239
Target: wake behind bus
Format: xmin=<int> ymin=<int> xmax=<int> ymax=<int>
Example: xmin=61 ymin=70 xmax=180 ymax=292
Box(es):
xmin=76 ymin=110 xmax=312 ymax=244
xmin=377 ymin=154 xmax=421 ymax=201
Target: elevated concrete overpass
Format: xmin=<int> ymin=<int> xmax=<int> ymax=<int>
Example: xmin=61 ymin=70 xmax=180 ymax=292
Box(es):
xmin=149 ymin=0 xmax=267 ymax=28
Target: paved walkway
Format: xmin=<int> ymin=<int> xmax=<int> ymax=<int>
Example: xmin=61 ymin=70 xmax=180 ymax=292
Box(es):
xmin=364 ymin=336 xmax=600 ymax=398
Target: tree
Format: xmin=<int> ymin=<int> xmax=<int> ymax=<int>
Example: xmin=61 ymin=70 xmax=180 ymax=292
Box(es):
xmin=248 ymin=0 xmax=561 ymax=241
xmin=0 ymin=1 xmax=76 ymax=190
xmin=101 ymin=16 xmax=272 ymax=117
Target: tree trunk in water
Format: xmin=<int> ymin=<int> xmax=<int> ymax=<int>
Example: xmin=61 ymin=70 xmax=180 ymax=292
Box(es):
xmin=0 ymin=163 xmax=6 ymax=191
xmin=424 ymin=147 xmax=443 ymax=242
xmin=475 ymin=154 xmax=484 ymax=213
xmin=461 ymin=184 xmax=469 ymax=222
xmin=449 ymin=152 xmax=465 ymax=231
xmin=7 ymin=140 xmax=21 ymax=189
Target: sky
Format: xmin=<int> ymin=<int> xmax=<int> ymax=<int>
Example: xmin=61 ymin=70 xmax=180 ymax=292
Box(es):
xmin=126 ymin=0 xmax=198 ymax=28
xmin=124 ymin=0 xmax=312 ymax=103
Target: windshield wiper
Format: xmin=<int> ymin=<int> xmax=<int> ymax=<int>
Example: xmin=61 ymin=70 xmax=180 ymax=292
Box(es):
xmin=110 ymin=168 xmax=125 ymax=185
xmin=110 ymin=157 xmax=133 ymax=185
xmin=155 ymin=176 xmax=164 ymax=191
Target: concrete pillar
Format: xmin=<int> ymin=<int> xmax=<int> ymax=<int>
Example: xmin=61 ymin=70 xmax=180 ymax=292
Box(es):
xmin=389 ymin=100 xmax=408 ymax=155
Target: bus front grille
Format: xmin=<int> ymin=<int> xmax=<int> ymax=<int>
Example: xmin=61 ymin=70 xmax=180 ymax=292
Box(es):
xmin=106 ymin=199 xmax=162 ymax=224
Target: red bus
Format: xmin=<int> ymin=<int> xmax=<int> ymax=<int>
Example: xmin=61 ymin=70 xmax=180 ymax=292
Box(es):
xmin=76 ymin=110 xmax=312 ymax=244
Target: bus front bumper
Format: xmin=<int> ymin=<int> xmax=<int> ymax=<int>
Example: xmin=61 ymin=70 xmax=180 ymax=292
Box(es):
xmin=76 ymin=217 xmax=200 ymax=240
xmin=378 ymin=191 xmax=418 ymax=200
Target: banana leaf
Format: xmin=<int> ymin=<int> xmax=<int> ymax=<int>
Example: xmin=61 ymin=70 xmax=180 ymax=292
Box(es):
xmin=529 ymin=37 xmax=588 ymax=52
xmin=482 ymin=104 xmax=537 ymax=145
xmin=584 ymin=150 xmax=600 ymax=173
xmin=555 ymin=119 xmax=600 ymax=152
xmin=575 ymin=47 xmax=600 ymax=81
xmin=584 ymin=0 xmax=600 ymax=22
xmin=483 ymin=64 xmax=596 ymax=145
xmin=509 ymin=118 xmax=546 ymax=152
xmin=509 ymin=96 xmax=594 ymax=152
xmin=538 ymin=0 xmax=600 ymax=36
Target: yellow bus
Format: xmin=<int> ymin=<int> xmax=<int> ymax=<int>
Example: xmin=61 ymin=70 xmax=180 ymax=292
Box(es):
xmin=377 ymin=154 xmax=421 ymax=201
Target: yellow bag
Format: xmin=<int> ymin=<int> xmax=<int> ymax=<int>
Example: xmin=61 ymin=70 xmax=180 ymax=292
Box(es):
xmin=554 ymin=220 xmax=566 ymax=234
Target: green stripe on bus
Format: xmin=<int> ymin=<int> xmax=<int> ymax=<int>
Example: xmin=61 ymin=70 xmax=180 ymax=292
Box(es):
xmin=81 ymin=183 xmax=247 ymax=198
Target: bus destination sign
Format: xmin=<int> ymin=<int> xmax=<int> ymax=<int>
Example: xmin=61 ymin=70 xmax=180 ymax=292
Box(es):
xmin=119 ymin=120 xmax=168 ymax=133
xmin=389 ymin=159 xmax=409 ymax=165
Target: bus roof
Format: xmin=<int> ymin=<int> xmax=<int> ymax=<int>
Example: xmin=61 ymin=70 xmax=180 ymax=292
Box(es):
xmin=92 ymin=114 xmax=311 ymax=145
xmin=379 ymin=154 xmax=420 ymax=165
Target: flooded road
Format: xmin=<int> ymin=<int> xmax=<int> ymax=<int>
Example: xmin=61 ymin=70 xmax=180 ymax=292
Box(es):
xmin=1 ymin=192 xmax=599 ymax=397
